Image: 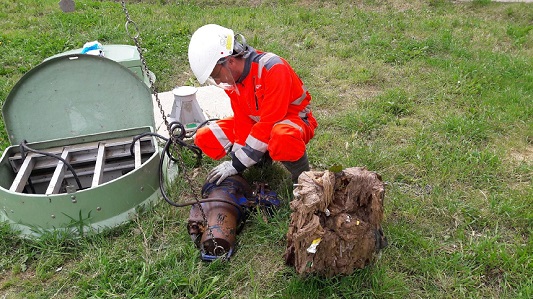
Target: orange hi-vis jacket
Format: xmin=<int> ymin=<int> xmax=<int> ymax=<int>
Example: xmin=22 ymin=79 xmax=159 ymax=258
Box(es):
xmin=195 ymin=48 xmax=318 ymax=173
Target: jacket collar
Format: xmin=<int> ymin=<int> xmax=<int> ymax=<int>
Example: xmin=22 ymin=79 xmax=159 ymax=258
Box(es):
xmin=236 ymin=46 xmax=259 ymax=83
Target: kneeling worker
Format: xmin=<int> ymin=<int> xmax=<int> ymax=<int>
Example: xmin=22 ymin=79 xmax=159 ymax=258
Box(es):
xmin=188 ymin=24 xmax=318 ymax=184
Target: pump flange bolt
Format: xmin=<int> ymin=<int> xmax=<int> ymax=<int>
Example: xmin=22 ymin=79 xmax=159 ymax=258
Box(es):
xmin=96 ymin=207 xmax=102 ymax=211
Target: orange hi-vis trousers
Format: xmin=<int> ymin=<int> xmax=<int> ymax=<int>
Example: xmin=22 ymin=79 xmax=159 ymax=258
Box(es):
xmin=194 ymin=115 xmax=317 ymax=163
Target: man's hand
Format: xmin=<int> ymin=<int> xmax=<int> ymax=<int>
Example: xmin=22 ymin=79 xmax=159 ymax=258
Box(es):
xmin=207 ymin=161 xmax=238 ymax=185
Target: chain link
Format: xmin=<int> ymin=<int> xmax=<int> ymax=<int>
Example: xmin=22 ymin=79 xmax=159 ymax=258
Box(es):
xmin=120 ymin=1 xmax=225 ymax=258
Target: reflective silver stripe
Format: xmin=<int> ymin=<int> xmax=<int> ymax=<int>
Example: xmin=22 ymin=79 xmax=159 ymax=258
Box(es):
xmin=210 ymin=122 xmax=233 ymax=153
xmin=249 ymin=115 xmax=260 ymax=122
xmin=298 ymin=104 xmax=311 ymax=119
xmin=245 ymin=134 xmax=268 ymax=152
xmin=258 ymin=53 xmax=278 ymax=79
xmin=291 ymin=86 xmax=308 ymax=105
xmin=234 ymin=135 xmax=268 ymax=167
xmin=275 ymin=119 xmax=303 ymax=132
xmin=235 ymin=148 xmax=257 ymax=167
xmin=231 ymin=143 xmax=243 ymax=152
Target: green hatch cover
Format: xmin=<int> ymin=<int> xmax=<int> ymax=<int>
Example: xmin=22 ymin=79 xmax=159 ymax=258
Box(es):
xmin=44 ymin=45 xmax=146 ymax=82
xmin=2 ymin=54 xmax=155 ymax=145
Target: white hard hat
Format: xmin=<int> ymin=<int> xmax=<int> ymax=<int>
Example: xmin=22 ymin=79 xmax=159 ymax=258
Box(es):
xmin=188 ymin=24 xmax=235 ymax=84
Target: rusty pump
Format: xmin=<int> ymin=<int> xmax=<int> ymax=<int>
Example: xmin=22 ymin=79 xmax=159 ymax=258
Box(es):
xmin=187 ymin=176 xmax=280 ymax=261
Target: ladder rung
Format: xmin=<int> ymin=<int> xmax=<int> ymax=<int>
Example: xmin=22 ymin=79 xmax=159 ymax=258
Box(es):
xmin=134 ymin=139 xmax=142 ymax=169
xmin=91 ymin=142 xmax=106 ymax=188
xmin=9 ymin=153 xmax=37 ymax=193
xmin=45 ymin=148 xmax=71 ymax=195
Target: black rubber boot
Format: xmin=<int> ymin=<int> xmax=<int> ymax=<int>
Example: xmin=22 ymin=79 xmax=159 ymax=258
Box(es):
xmin=281 ymin=152 xmax=310 ymax=183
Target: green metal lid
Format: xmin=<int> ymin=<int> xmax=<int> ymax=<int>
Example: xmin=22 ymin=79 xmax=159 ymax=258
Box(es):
xmin=2 ymin=54 xmax=155 ymax=145
xmin=43 ymin=45 xmax=152 ymax=86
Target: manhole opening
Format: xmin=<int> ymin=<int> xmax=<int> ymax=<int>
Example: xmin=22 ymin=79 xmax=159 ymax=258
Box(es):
xmin=7 ymin=135 xmax=156 ymax=195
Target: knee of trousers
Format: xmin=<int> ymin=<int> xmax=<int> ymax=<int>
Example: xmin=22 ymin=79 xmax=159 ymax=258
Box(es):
xmin=268 ymin=124 xmax=306 ymax=162
xmin=194 ymin=126 xmax=228 ymax=160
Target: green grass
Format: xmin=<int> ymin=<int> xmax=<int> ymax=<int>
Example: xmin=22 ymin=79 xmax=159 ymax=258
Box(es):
xmin=1 ymin=0 xmax=532 ymax=298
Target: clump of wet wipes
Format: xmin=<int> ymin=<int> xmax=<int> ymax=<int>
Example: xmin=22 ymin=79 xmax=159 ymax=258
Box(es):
xmin=285 ymin=167 xmax=387 ymax=277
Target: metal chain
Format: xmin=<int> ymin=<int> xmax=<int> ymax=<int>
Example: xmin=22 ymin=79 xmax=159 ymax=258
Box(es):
xmin=120 ymin=1 xmax=225 ymax=258
xmin=120 ymin=2 xmax=169 ymax=135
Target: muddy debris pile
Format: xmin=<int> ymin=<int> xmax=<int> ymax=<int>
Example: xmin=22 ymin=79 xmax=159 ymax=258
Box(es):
xmin=285 ymin=167 xmax=387 ymax=277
